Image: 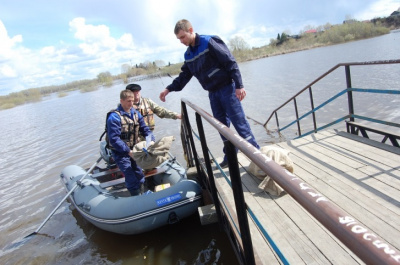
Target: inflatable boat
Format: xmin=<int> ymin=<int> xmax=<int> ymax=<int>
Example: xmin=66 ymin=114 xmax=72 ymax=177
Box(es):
xmin=60 ymin=142 xmax=203 ymax=235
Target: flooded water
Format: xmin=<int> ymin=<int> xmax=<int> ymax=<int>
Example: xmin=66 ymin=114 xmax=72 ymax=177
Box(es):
xmin=1 ymin=30 xmax=399 ymax=264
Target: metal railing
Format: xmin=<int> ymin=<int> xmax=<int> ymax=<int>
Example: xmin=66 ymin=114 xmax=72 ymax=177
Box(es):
xmin=180 ymin=98 xmax=400 ymax=265
xmin=263 ymin=60 xmax=400 ymax=143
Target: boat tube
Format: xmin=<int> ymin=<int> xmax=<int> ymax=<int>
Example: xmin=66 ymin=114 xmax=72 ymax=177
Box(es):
xmin=60 ymin=143 xmax=202 ymax=235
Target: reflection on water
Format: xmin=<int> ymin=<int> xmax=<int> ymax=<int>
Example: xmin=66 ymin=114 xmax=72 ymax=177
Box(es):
xmin=1 ymin=31 xmax=399 ymax=264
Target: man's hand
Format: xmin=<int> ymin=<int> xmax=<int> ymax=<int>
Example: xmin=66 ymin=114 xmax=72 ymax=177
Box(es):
xmin=145 ymin=135 xmax=152 ymax=149
xmin=159 ymin=88 xmax=170 ymax=102
xmin=236 ymin=88 xmax=246 ymax=101
xmin=129 ymin=150 xmax=134 ymax=159
xmin=176 ymin=114 xmax=182 ymax=119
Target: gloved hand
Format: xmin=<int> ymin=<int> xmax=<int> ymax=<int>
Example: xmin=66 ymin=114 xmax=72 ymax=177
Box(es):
xmin=142 ymin=135 xmax=153 ymax=156
xmin=145 ymin=135 xmax=153 ymax=149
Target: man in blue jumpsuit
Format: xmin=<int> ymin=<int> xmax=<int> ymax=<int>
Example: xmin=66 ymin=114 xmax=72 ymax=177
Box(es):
xmin=159 ymin=19 xmax=259 ymax=168
xmin=107 ymin=89 xmax=153 ymax=196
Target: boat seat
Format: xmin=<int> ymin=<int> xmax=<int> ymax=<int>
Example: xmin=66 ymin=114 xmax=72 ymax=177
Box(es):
xmin=100 ymin=177 xmax=125 ymax=189
xmin=99 ymin=167 xmax=168 ymax=189
xmin=144 ymin=167 xmax=167 ymax=178
xmin=91 ymin=167 xmax=121 ymax=179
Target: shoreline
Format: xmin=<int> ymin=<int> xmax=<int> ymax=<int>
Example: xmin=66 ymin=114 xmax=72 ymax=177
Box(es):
xmin=1 ymin=29 xmax=399 ymax=110
xmin=238 ymin=29 xmax=399 ymax=63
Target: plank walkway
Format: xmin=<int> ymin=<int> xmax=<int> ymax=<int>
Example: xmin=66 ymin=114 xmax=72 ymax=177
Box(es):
xmin=211 ymin=129 xmax=400 ymax=264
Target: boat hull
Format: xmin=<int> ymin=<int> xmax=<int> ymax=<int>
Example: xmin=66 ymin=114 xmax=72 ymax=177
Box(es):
xmin=60 ymin=159 xmax=202 ymax=235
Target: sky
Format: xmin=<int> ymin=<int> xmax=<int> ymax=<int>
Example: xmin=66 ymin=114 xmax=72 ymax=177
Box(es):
xmin=0 ymin=0 xmax=399 ymax=96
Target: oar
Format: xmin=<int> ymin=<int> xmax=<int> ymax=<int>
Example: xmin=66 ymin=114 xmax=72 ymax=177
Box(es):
xmin=25 ymin=157 xmax=102 ymax=238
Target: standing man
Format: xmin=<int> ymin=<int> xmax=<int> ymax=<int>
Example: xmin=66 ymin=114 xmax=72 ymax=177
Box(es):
xmin=107 ymin=89 xmax=154 ymax=196
xmin=126 ymin=83 xmax=181 ymax=140
xmin=159 ymin=19 xmax=259 ymax=168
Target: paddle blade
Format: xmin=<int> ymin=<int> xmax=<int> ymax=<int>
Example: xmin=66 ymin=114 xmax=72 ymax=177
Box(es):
xmin=24 ymin=232 xmax=37 ymax=238
xmin=4 ymin=234 xmax=35 ymax=250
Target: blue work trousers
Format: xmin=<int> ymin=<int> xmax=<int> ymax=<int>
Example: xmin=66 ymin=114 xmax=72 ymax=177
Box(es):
xmin=208 ymin=82 xmax=259 ymax=162
xmin=112 ymin=152 xmax=145 ymax=193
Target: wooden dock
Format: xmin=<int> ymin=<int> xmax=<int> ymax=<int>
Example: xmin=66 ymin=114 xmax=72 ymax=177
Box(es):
xmin=211 ymin=129 xmax=400 ymax=264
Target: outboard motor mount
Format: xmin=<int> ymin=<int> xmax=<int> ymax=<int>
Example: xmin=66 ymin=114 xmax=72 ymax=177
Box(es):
xmin=100 ymin=141 xmax=116 ymax=168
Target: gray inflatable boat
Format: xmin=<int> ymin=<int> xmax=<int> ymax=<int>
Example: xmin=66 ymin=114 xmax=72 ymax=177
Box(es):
xmin=60 ymin=145 xmax=202 ymax=235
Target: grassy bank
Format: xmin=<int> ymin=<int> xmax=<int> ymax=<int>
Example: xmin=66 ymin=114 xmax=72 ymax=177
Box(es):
xmin=0 ymin=21 xmax=393 ymax=111
xmin=232 ymin=21 xmax=390 ymax=62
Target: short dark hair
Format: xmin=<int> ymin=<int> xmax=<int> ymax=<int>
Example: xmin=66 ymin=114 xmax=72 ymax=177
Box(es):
xmin=174 ymin=19 xmax=192 ymax=34
xmin=120 ymin=89 xmax=133 ymax=100
xmin=126 ymin=83 xmax=141 ymax=91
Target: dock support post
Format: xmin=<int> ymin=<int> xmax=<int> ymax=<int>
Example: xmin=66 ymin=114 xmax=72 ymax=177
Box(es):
xmin=195 ymin=113 xmax=223 ymax=229
xmin=225 ymin=141 xmax=256 ymax=265
xmin=345 ymin=65 xmax=355 ymax=134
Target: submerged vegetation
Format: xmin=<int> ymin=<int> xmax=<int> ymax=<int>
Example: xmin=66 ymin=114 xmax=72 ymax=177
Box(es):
xmin=0 ymin=17 xmax=397 ymax=111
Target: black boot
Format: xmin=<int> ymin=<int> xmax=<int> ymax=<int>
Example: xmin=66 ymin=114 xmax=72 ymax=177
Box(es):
xmin=128 ymin=183 xmax=144 ymax=196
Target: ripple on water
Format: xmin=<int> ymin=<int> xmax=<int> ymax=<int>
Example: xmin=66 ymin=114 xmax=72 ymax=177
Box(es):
xmin=1 ymin=36 xmax=398 ymax=264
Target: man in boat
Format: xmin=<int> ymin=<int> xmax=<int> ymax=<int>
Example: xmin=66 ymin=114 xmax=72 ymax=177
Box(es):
xmin=159 ymin=19 xmax=259 ymax=168
xmin=126 ymin=83 xmax=181 ymax=141
xmin=107 ymin=89 xmax=154 ymax=196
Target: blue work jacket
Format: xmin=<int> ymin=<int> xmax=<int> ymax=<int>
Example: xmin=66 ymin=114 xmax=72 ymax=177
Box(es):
xmin=167 ymin=34 xmax=243 ymax=92
xmin=107 ymin=104 xmax=152 ymax=155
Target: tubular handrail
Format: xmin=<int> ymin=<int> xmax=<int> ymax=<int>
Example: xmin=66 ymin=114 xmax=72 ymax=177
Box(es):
xmin=181 ymin=98 xmax=400 ymax=265
xmin=263 ymin=59 xmax=400 ymax=138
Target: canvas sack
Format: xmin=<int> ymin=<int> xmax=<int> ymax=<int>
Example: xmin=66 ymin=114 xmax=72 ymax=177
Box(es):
xmin=248 ymin=146 xmax=294 ymax=196
xmin=132 ymin=136 xmax=175 ymax=170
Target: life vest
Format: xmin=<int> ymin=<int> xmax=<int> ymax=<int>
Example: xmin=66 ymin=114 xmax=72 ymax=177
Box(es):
xmin=135 ymin=98 xmax=155 ymax=131
xmin=100 ymin=109 xmax=140 ymax=149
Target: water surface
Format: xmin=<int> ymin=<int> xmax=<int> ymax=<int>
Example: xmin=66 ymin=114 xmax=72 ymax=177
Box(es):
xmin=0 ymin=30 xmax=399 ymax=265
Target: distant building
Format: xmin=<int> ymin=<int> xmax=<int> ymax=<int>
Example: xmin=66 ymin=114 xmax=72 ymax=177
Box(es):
xmin=288 ymin=34 xmax=301 ymax=39
xmin=343 ymin=19 xmax=357 ymax=24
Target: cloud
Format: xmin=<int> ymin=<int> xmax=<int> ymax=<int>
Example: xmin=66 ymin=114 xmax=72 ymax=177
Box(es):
xmin=0 ymin=64 xmax=17 ymax=78
xmin=0 ymin=17 xmax=164 ymax=95
xmin=0 ymin=21 xmax=23 ymax=52
xmin=355 ymin=0 xmax=399 ymax=20
xmin=0 ymin=20 xmax=23 ymax=79
xmin=0 ymin=0 xmax=398 ymax=96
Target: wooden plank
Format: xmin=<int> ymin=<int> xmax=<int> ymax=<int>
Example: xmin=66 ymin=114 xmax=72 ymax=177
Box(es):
xmin=276 ymin=141 xmax=400 ymax=218
xmin=344 ymin=168 xmax=400 ymax=207
xmin=300 ymin=131 xmax=400 ymax=192
xmin=279 ymin=136 xmax=366 ymax=172
xmin=333 ymin=130 xmax=400 ymax=156
xmin=97 ymin=167 xmax=167 ymax=189
xmin=92 ymin=167 xmax=166 ymax=180
xmin=357 ymin=166 xmax=400 ymax=190
xmin=238 ymin=153 xmax=362 ymax=264
xmin=287 ymin=155 xmax=400 ymax=249
xmin=317 ymin=130 xmax=400 ymax=165
xmin=91 ymin=167 xmax=120 ymax=178
xmin=275 ymin=135 xmax=400 ymax=250
xmin=212 ymin=167 xmax=278 ymax=264
xmin=210 ymin=130 xmax=400 ymax=264
xmin=304 ymin=130 xmax=394 ymax=170
xmin=144 ymin=167 xmax=167 ymax=177
xmin=288 ymin=153 xmax=400 ymax=224
xmin=277 ymin=136 xmax=399 ymax=201
xmin=99 ymin=177 xmax=125 ymax=189
xmin=235 ymin=171 xmax=309 ymax=264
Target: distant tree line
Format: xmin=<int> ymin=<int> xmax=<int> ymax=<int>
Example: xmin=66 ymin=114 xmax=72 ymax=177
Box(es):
xmin=371 ymin=14 xmax=400 ymax=29
xmin=0 ymin=60 xmax=183 ymax=110
xmin=0 ymin=14 xmax=397 ymax=110
xmin=228 ymin=19 xmax=390 ymax=62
